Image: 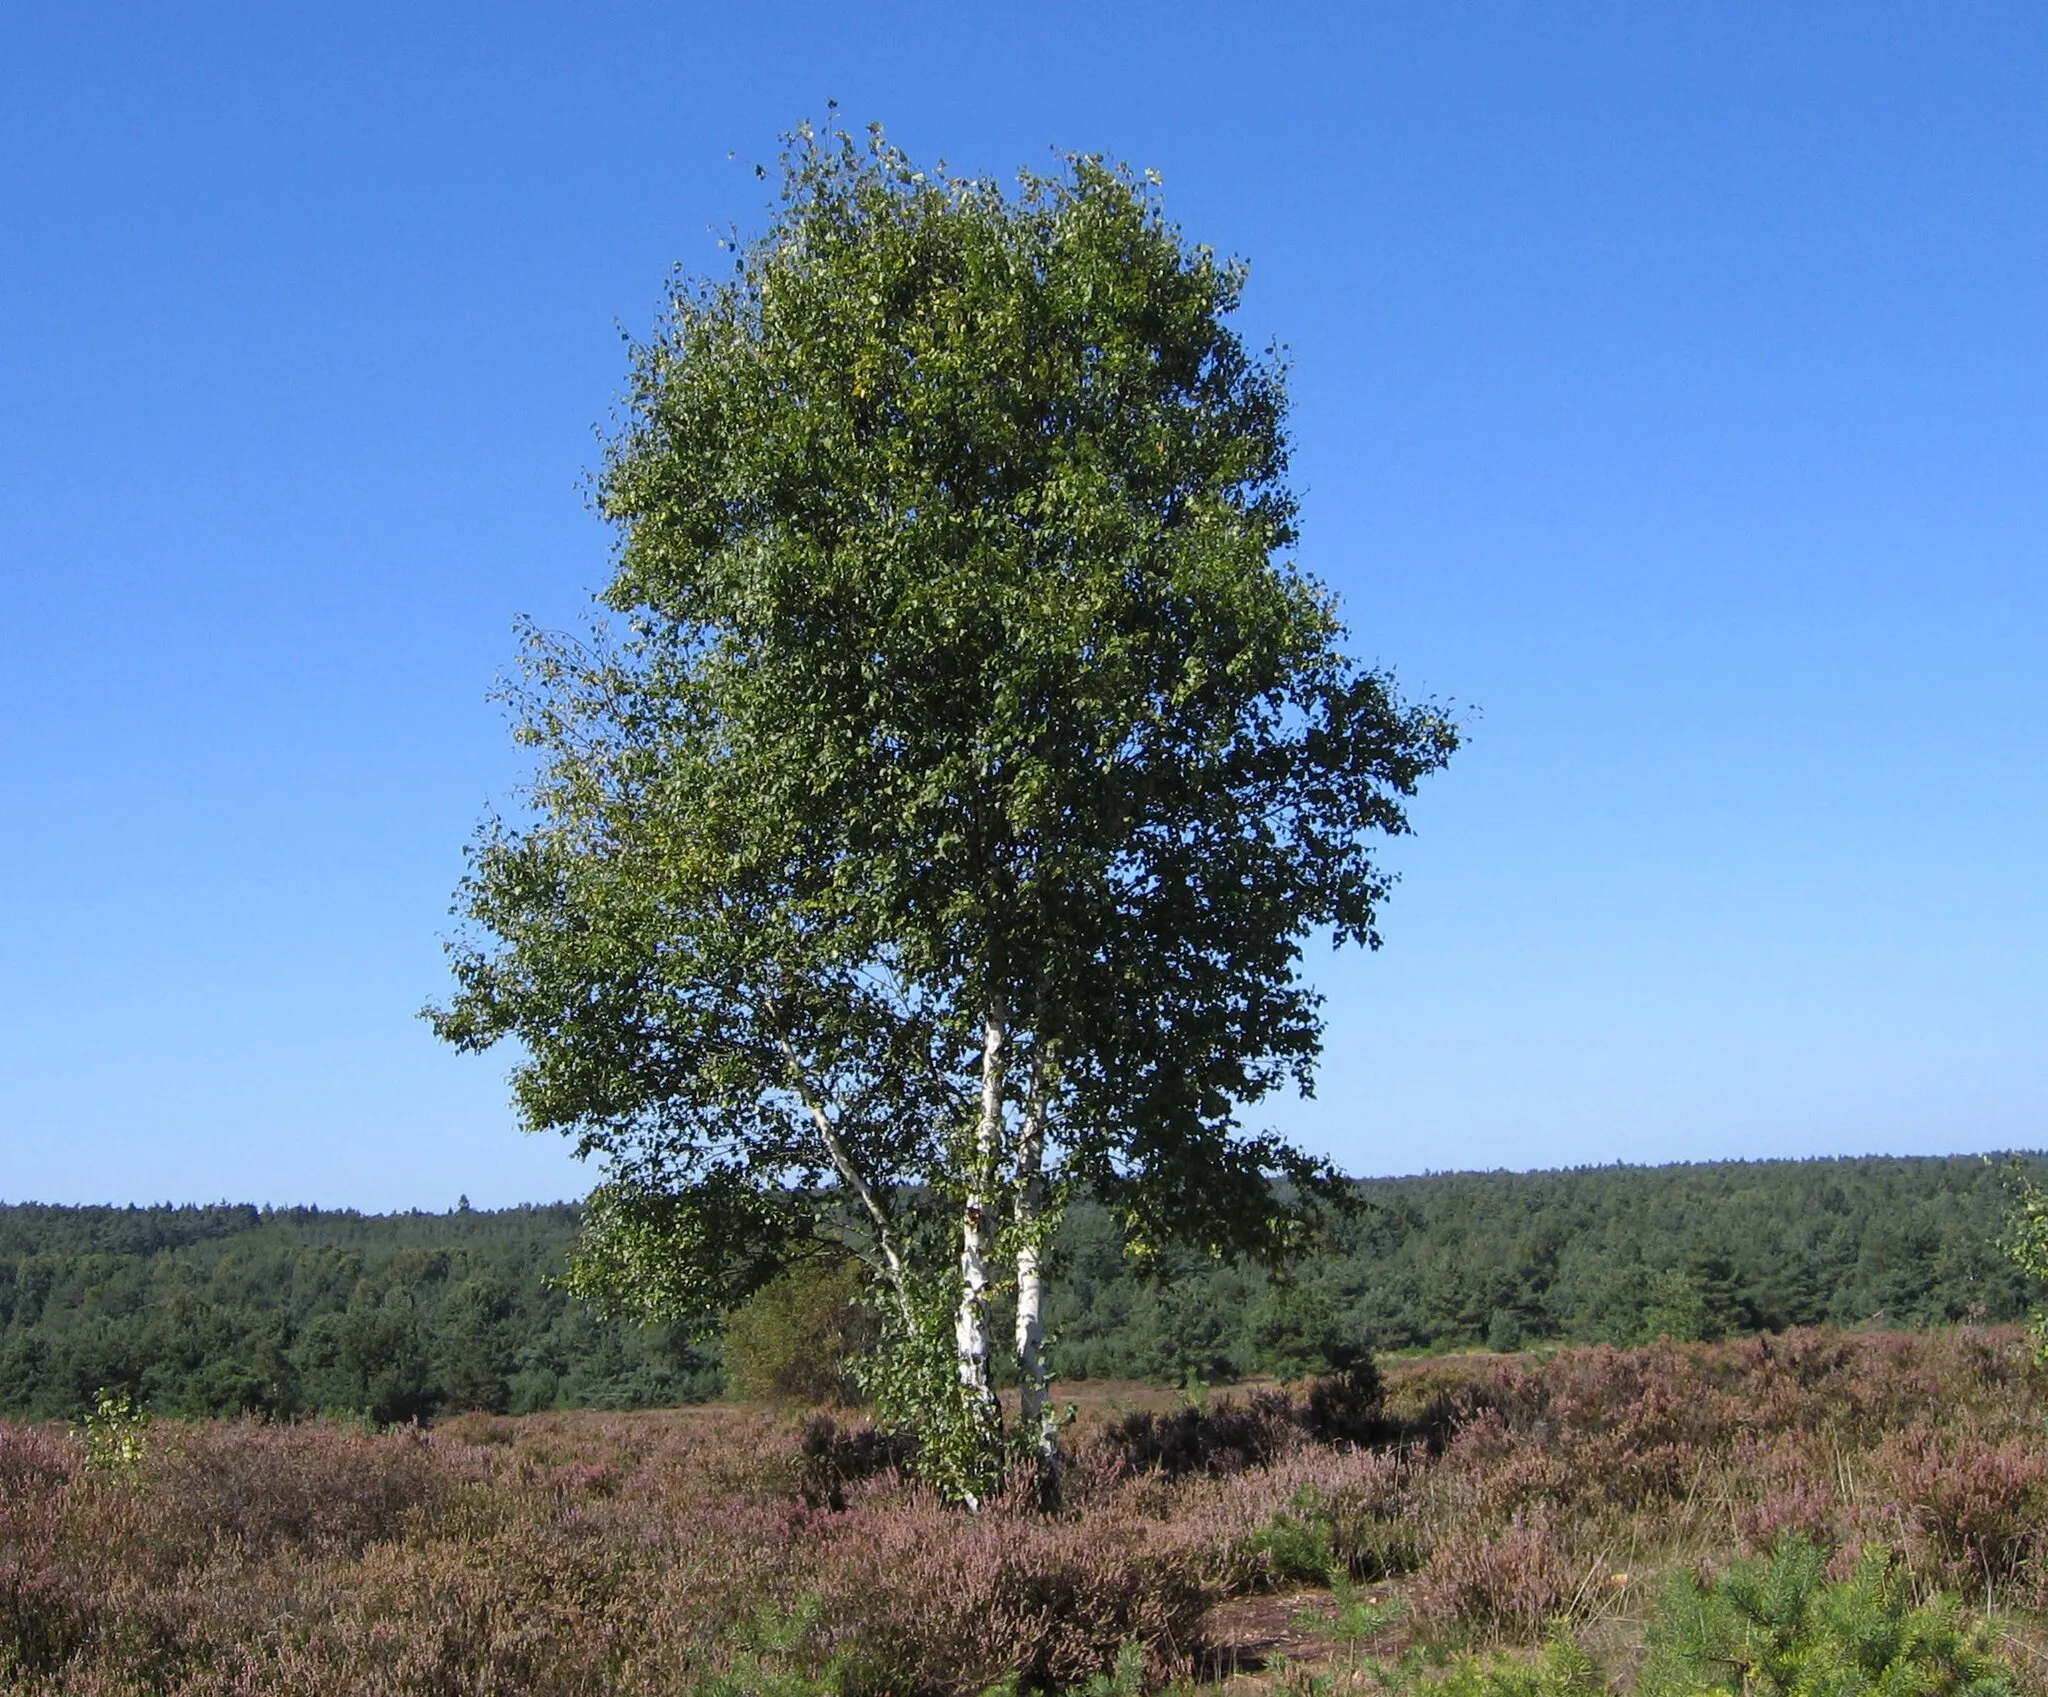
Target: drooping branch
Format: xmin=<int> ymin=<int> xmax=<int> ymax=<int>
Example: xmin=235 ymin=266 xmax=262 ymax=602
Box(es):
xmin=763 ymin=1002 xmax=913 ymax=1328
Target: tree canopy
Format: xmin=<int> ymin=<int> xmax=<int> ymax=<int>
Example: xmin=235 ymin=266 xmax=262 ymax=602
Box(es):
xmin=431 ymin=121 xmax=1457 ymax=1495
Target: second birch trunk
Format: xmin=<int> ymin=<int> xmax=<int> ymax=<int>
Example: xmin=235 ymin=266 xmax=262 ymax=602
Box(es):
xmin=954 ymin=1003 xmax=1006 ymax=1437
xmin=1013 ymin=1044 xmax=1057 ymax=1471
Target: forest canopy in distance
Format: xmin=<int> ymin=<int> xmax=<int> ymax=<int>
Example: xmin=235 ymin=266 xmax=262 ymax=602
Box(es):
xmin=0 ymin=1152 xmax=2034 ymax=1422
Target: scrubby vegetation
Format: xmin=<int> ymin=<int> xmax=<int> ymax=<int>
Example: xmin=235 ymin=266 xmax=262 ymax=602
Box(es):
xmin=0 ymin=1155 xmax=2036 ymax=1421
xmin=3 ymin=1329 xmax=2047 ymax=1693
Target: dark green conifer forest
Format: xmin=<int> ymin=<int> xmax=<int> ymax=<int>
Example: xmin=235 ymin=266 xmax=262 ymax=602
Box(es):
xmin=0 ymin=1204 xmax=717 ymax=1421
xmin=0 ymin=1154 xmax=2034 ymax=1421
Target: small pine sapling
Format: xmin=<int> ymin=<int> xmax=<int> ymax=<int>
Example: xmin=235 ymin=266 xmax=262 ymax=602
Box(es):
xmin=1295 ymin=1576 xmax=1404 ymax=1671
xmin=1638 ymin=1537 xmax=2017 ymax=1697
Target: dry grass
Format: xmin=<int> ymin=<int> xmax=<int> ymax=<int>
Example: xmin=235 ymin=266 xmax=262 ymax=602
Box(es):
xmin=3 ymin=1330 xmax=2047 ymax=1694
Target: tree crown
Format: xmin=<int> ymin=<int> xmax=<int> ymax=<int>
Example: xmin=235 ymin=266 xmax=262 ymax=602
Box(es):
xmin=433 ymin=120 xmax=1458 ymax=1314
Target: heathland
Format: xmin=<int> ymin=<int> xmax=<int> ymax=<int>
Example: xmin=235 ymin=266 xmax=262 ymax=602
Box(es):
xmin=7 ymin=1329 xmax=2048 ymax=1693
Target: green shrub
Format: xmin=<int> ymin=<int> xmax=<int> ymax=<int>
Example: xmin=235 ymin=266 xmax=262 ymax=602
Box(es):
xmin=1247 ymin=1488 xmax=1341 ymax=1585
xmin=1294 ymin=1575 xmax=1403 ymax=1670
xmin=699 ymin=1596 xmax=847 ymax=1697
xmin=1078 ymin=1641 xmax=1147 ymax=1697
xmin=1245 ymin=1477 xmax=1421 ymax=1592
xmin=723 ymin=1257 xmax=881 ymax=1406
xmin=1639 ymin=1537 xmax=2017 ymax=1697
xmin=79 ymin=1386 xmax=149 ymax=1477
xmin=1364 ymin=1539 xmax=2017 ymax=1697
xmin=1360 ymin=1628 xmax=1602 ymax=1697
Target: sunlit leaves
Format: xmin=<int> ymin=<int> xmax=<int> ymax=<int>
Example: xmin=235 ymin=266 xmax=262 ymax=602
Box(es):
xmin=432 ymin=118 xmax=1456 ymax=1412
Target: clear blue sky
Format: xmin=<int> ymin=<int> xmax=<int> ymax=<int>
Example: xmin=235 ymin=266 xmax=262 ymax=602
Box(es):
xmin=3 ymin=4 xmax=2043 ymax=1209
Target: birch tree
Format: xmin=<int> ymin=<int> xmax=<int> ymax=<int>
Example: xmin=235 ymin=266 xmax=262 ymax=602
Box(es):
xmin=431 ymin=122 xmax=1458 ymax=1498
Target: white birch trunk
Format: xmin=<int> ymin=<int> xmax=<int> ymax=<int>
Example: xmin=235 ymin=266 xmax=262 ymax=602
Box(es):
xmin=954 ymin=1002 xmax=1006 ymax=1426
xmin=1012 ymin=1047 xmax=1057 ymax=1468
xmin=1013 ymin=1231 xmax=1046 ymax=1428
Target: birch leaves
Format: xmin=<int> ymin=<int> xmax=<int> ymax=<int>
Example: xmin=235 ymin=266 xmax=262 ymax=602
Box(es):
xmin=433 ymin=122 xmax=1457 ymax=1485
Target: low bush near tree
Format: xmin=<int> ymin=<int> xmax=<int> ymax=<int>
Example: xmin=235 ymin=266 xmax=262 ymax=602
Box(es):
xmin=722 ymin=1259 xmax=881 ymax=1407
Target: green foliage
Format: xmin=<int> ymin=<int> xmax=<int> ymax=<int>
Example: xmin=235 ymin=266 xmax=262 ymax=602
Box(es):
xmin=1997 ymin=1161 xmax=2048 ymax=1358
xmin=0 ymin=1153 xmax=2035 ymax=1424
xmin=1049 ymin=1155 xmax=2039 ymax=1380
xmin=1639 ymin=1539 xmax=2016 ymax=1697
xmin=1378 ymin=1630 xmax=1604 ymax=1697
xmin=79 ymin=1386 xmax=149 ymax=1477
xmin=1078 ymin=1641 xmax=1148 ymax=1697
xmin=560 ymin=1177 xmax=799 ymax=1328
xmin=299 ymin=1283 xmax=438 ymax=1424
xmin=429 ymin=113 xmax=1456 ymax=1486
xmin=0 ymin=1202 xmax=716 ymax=1421
xmin=1248 ymin=1281 xmax=1352 ymax=1380
xmin=1295 ymin=1574 xmax=1404 ymax=1667
xmin=698 ymin=1662 xmax=842 ymax=1697
xmin=698 ymin=1596 xmax=848 ymax=1697
xmin=1249 ymin=1487 xmax=1342 ymax=1585
xmin=1641 ymin=1243 xmax=1753 ymax=1343
xmin=723 ymin=1257 xmax=880 ymax=1405
xmin=978 ymin=1643 xmax=1156 ymax=1697
xmin=857 ymin=1271 xmax=1008 ymax=1506
xmin=436 ymin=1273 xmax=518 ymax=1414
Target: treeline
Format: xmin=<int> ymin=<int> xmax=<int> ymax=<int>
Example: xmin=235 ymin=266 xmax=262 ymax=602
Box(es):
xmin=0 ymin=1202 xmax=715 ymax=1421
xmin=0 ymin=1153 xmax=2037 ymax=1420
xmin=1048 ymin=1153 xmax=2042 ymax=1383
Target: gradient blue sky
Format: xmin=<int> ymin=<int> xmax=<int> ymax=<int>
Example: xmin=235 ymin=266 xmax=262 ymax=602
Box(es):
xmin=3 ymin=4 xmax=2043 ymax=1208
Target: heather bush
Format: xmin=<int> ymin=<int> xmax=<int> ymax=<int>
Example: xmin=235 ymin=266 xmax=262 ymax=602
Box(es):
xmin=1229 ymin=1458 xmax=1420 ymax=1591
xmin=791 ymin=1413 xmax=915 ymax=1510
xmin=1101 ymin=1394 xmax=1304 ymax=1480
xmin=1871 ymin=1427 xmax=2048 ymax=1592
xmin=1120 ymin=1442 xmax=1415 ymax=1597
xmin=1302 ymin=1362 xmax=1388 ymax=1445
xmin=803 ymin=1493 xmax=1206 ymax=1693
xmin=1408 ymin=1509 xmax=1599 ymax=1642
xmin=145 ymin=1418 xmax=446 ymax=1555
xmin=0 ymin=1425 xmax=72 ymax=1496
xmin=1097 ymin=1363 xmax=1400 ymax=1483
xmin=1362 ymin=1540 xmax=2022 ymax=1697
xmin=1726 ymin=1432 xmax=1859 ymax=1555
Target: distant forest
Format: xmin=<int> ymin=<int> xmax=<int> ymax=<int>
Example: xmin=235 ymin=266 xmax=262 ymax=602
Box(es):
xmin=0 ymin=1153 xmax=2038 ymax=1421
